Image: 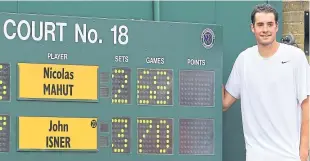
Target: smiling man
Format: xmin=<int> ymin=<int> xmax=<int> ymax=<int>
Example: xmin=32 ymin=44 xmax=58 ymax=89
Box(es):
xmin=223 ymin=3 xmax=310 ymax=161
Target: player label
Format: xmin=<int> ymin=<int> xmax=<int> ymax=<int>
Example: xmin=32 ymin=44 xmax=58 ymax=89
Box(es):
xmin=18 ymin=116 xmax=98 ymax=151
xmin=48 ymin=53 xmax=68 ymax=60
xmin=18 ymin=63 xmax=98 ymax=101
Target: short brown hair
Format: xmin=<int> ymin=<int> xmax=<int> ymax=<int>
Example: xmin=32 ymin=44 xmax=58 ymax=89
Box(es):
xmin=251 ymin=4 xmax=279 ymax=24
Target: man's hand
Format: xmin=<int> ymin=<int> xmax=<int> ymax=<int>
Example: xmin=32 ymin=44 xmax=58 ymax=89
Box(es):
xmin=300 ymin=148 xmax=308 ymax=161
xmin=300 ymin=96 xmax=309 ymax=161
xmin=222 ymin=85 xmax=237 ymax=111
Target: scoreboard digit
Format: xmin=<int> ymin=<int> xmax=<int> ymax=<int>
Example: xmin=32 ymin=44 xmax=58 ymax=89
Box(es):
xmin=137 ymin=117 xmax=173 ymax=154
xmin=137 ymin=69 xmax=173 ymax=106
xmin=112 ymin=67 xmax=131 ymax=104
xmin=112 ymin=117 xmax=131 ymax=153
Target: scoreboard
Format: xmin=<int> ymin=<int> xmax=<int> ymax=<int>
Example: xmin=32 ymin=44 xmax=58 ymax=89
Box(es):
xmin=0 ymin=12 xmax=223 ymax=161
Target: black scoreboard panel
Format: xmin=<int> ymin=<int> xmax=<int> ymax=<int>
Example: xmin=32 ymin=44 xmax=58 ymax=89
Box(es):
xmin=137 ymin=118 xmax=173 ymax=154
xmin=137 ymin=69 xmax=173 ymax=106
xmin=112 ymin=67 xmax=131 ymax=104
xmin=0 ymin=64 xmax=10 ymax=101
xmin=179 ymin=118 xmax=214 ymax=155
xmin=179 ymin=70 xmax=215 ymax=107
xmin=0 ymin=115 xmax=9 ymax=152
xmin=112 ymin=117 xmax=131 ymax=153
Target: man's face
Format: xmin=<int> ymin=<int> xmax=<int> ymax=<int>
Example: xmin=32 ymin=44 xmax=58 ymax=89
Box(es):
xmin=251 ymin=12 xmax=278 ymax=46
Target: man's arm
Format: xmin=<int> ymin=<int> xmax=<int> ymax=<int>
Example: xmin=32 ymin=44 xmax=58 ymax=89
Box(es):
xmin=295 ymin=49 xmax=310 ymax=161
xmin=222 ymin=85 xmax=238 ymax=111
xmin=300 ymin=96 xmax=309 ymax=161
xmin=223 ymin=54 xmax=243 ymax=112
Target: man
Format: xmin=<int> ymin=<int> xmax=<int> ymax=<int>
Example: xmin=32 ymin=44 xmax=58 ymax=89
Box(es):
xmin=223 ymin=3 xmax=310 ymax=161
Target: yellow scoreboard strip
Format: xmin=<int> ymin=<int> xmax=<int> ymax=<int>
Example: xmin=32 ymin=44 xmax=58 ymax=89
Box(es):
xmin=18 ymin=116 xmax=98 ymax=151
xmin=18 ymin=63 xmax=98 ymax=101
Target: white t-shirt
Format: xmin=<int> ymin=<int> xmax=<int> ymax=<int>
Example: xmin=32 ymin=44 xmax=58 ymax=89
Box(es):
xmin=225 ymin=43 xmax=310 ymax=161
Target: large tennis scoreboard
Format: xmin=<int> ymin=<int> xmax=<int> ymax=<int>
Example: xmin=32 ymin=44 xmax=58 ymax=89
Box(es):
xmin=0 ymin=12 xmax=223 ymax=161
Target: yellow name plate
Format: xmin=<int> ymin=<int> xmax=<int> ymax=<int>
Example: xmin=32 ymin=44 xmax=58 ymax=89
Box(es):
xmin=18 ymin=63 xmax=98 ymax=101
xmin=18 ymin=116 xmax=98 ymax=151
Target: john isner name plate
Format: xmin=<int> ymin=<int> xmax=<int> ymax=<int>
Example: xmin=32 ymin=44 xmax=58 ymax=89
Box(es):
xmin=18 ymin=116 xmax=98 ymax=151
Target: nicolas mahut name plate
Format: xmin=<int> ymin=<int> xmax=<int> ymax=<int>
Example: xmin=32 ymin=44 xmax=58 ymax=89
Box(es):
xmin=18 ymin=63 xmax=98 ymax=101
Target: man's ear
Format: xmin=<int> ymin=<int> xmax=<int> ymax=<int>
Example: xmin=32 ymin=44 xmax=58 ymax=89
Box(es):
xmin=250 ymin=23 xmax=254 ymax=33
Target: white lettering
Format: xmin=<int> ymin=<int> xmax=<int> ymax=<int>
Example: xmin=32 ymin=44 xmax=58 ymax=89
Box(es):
xmin=75 ymin=24 xmax=99 ymax=43
xmin=44 ymin=22 xmax=55 ymax=41
xmin=48 ymin=53 xmax=68 ymax=60
xmin=32 ymin=21 xmax=43 ymax=41
xmin=146 ymin=57 xmax=164 ymax=64
xmin=88 ymin=29 xmax=98 ymax=44
xmin=3 ymin=19 xmax=16 ymax=39
xmin=187 ymin=58 xmax=206 ymax=66
xmin=56 ymin=22 xmax=67 ymax=42
xmin=115 ymin=56 xmax=129 ymax=63
xmin=111 ymin=25 xmax=129 ymax=45
xmin=3 ymin=19 xmax=67 ymax=41
xmin=17 ymin=20 xmax=31 ymax=40
xmin=75 ymin=24 xmax=86 ymax=43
